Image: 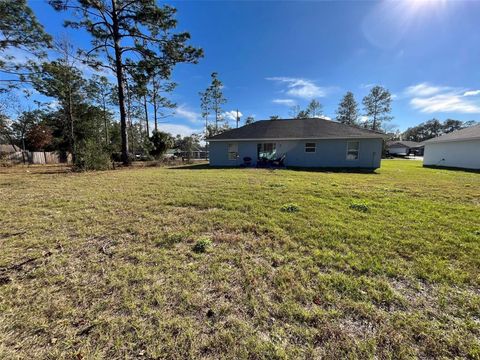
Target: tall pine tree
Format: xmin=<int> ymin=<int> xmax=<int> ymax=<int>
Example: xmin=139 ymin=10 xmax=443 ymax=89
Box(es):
xmin=49 ymin=0 xmax=203 ymax=164
xmin=336 ymin=91 xmax=359 ymax=125
xmin=362 ymin=86 xmax=393 ymax=131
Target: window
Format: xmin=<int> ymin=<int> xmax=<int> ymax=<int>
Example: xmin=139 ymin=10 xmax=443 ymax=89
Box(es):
xmin=305 ymin=142 xmax=316 ymax=153
xmin=257 ymin=143 xmax=276 ymax=160
xmin=228 ymin=143 xmax=238 ymax=160
xmin=346 ymin=141 xmax=359 ymax=160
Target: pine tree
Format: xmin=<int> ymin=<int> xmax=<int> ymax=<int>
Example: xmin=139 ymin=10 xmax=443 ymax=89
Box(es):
xmin=336 ymin=91 xmax=359 ymax=125
xmin=207 ymin=72 xmax=226 ymax=131
xmin=0 ymin=0 xmax=51 ymax=85
xmin=362 ymin=86 xmax=393 ymax=131
xmin=49 ymin=0 xmax=203 ymax=164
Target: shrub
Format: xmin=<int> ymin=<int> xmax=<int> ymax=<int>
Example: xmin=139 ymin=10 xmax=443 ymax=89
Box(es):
xmin=281 ymin=203 xmax=300 ymax=213
xmin=192 ymin=237 xmax=212 ymax=253
xmin=75 ymin=139 xmax=112 ymax=171
xmin=349 ymin=202 xmax=369 ymax=212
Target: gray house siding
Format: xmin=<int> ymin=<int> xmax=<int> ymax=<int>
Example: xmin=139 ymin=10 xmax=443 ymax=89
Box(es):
xmin=209 ymin=138 xmax=383 ymax=169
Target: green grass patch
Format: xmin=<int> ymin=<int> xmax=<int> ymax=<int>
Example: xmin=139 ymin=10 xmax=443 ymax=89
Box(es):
xmin=0 ymin=160 xmax=479 ymax=358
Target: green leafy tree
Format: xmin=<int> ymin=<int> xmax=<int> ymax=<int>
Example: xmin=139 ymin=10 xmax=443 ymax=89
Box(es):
xmin=362 ymin=86 xmax=393 ymax=131
xmin=336 ymin=91 xmax=359 ymax=125
xmin=175 ymin=134 xmax=201 ymax=161
xmin=245 ymin=116 xmax=255 ymax=125
xmin=402 ymin=119 xmax=477 ymax=142
xmin=30 ymin=59 xmax=86 ymax=162
xmin=149 ymin=130 xmax=174 ymax=159
xmin=49 ymin=0 xmax=203 ymax=165
xmin=11 ymin=110 xmax=40 ymax=151
xmin=269 ymin=115 xmax=279 ymax=120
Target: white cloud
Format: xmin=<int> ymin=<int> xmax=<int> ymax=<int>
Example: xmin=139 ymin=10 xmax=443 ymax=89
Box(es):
xmin=223 ymin=110 xmax=243 ymax=122
xmin=405 ymin=83 xmax=450 ymax=97
xmin=410 ymin=94 xmax=480 ymax=114
xmin=405 ymin=83 xmax=480 ymax=114
xmin=174 ymin=106 xmax=201 ymax=123
xmin=360 ymin=83 xmax=375 ymax=89
xmin=266 ymin=77 xmax=328 ymax=99
xmin=463 ymin=90 xmax=480 ymax=97
xmin=272 ymin=99 xmax=296 ymax=106
xmin=158 ymin=124 xmax=202 ymax=138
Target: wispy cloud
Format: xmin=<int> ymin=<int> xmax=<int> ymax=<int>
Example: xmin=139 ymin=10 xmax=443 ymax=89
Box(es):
xmin=272 ymin=98 xmax=296 ymax=106
xmin=463 ymin=90 xmax=480 ymax=97
xmin=159 ymin=124 xmax=202 ymax=137
xmin=266 ymin=77 xmax=329 ymax=99
xmin=360 ymin=83 xmax=375 ymax=89
xmin=405 ymin=82 xmax=480 ymax=114
xmin=174 ymin=105 xmax=201 ymax=123
xmin=405 ymin=83 xmax=451 ymax=97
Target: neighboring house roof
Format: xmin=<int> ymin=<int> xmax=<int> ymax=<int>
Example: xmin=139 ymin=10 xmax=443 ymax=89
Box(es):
xmin=0 ymin=144 xmax=19 ymax=153
xmin=207 ymin=118 xmax=386 ymax=141
xmin=424 ymin=124 xmax=480 ymax=143
xmin=387 ymin=141 xmax=424 ymax=148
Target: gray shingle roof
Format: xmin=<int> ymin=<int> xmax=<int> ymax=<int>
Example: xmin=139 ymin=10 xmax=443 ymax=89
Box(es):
xmin=207 ymin=118 xmax=385 ymax=141
xmin=387 ymin=141 xmax=424 ymax=148
xmin=424 ymin=124 xmax=480 ymax=143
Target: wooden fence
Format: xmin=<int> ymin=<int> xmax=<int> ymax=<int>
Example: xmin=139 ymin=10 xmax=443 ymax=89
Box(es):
xmin=2 ymin=151 xmax=72 ymax=165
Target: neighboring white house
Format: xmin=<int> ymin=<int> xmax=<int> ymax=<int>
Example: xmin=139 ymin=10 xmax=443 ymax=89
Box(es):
xmin=423 ymin=124 xmax=480 ymax=170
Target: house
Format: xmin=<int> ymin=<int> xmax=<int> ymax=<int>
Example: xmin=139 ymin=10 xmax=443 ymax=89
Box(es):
xmin=207 ymin=118 xmax=385 ymax=169
xmin=386 ymin=140 xmax=424 ymax=156
xmin=423 ymin=124 xmax=480 ymax=170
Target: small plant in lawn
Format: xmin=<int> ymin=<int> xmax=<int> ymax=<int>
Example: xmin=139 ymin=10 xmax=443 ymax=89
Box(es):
xmin=281 ymin=203 xmax=300 ymax=213
xmin=349 ymin=202 xmax=369 ymax=212
xmin=192 ymin=236 xmax=212 ymax=253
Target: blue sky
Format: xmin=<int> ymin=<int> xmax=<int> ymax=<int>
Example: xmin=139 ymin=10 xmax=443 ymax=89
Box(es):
xmin=12 ymin=1 xmax=480 ymax=135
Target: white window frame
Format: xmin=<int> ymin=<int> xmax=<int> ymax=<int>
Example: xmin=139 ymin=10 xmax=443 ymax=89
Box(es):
xmin=346 ymin=141 xmax=360 ymax=161
xmin=227 ymin=143 xmax=238 ymax=161
xmin=305 ymin=142 xmax=316 ymax=153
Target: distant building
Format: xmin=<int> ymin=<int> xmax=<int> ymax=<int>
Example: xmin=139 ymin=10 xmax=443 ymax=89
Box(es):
xmin=386 ymin=141 xmax=424 ymax=156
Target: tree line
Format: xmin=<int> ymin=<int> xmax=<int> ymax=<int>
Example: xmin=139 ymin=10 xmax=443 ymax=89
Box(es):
xmin=399 ymin=119 xmax=476 ymax=142
xmin=281 ymin=85 xmax=393 ymax=132
xmin=0 ymin=0 xmax=203 ymax=169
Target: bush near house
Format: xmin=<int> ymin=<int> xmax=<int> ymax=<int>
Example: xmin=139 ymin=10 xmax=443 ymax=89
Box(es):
xmin=0 ymin=160 xmax=479 ymax=359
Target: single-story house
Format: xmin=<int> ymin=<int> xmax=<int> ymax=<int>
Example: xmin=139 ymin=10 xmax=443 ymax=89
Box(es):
xmin=386 ymin=140 xmax=424 ymax=156
xmin=207 ymin=118 xmax=386 ymax=169
xmin=423 ymin=124 xmax=480 ymax=170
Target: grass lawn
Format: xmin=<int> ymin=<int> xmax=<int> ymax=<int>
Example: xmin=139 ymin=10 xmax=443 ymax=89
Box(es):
xmin=0 ymin=160 xmax=479 ymax=359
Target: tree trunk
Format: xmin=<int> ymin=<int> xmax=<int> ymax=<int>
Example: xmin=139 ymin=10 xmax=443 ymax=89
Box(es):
xmin=143 ymin=94 xmax=149 ymax=137
xmin=111 ymin=0 xmax=129 ymax=165
xmin=103 ymin=97 xmax=108 ymax=145
xmin=68 ymin=90 xmax=76 ymax=164
xmin=152 ymin=77 xmax=158 ymax=132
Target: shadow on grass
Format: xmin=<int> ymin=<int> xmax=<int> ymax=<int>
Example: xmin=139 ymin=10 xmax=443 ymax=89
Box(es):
xmin=423 ymin=165 xmax=480 ymax=174
xmin=170 ymin=163 xmax=379 ymax=173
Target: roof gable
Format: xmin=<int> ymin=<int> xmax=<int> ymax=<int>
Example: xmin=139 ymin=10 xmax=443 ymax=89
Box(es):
xmin=207 ymin=118 xmax=385 ymax=141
